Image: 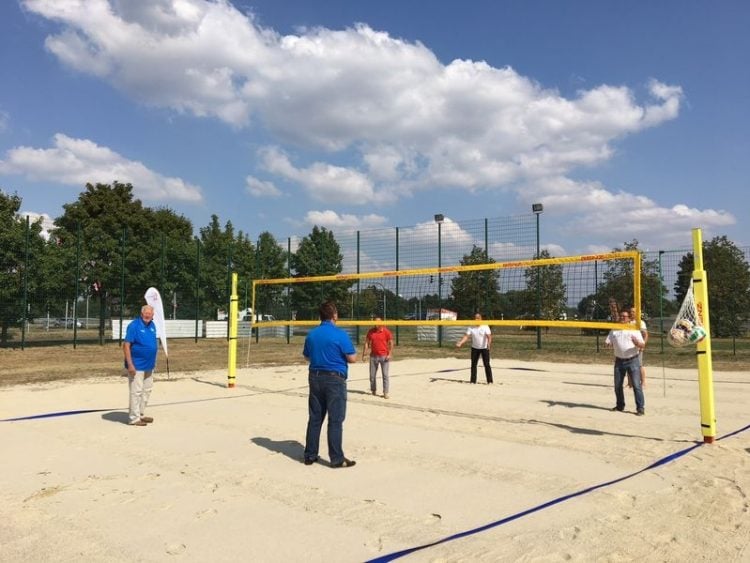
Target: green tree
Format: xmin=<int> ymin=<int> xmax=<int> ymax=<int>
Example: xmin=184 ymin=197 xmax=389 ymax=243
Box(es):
xmin=198 ymin=215 xmax=255 ymax=319
xmin=674 ymin=236 xmax=750 ymax=337
xmin=290 ymin=226 xmax=351 ymax=319
xmin=53 ymin=182 xmax=196 ymax=338
xmin=0 ymin=190 xmax=46 ymax=344
xmin=253 ymin=231 xmax=289 ymax=317
xmin=523 ymin=249 xmax=566 ymax=320
xmin=581 ymin=240 xmax=667 ymax=320
xmin=150 ymin=208 xmax=197 ymax=320
xmin=449 ymin=245 xmax=502 ymax=319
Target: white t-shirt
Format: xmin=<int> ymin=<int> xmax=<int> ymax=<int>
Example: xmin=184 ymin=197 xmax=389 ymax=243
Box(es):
xmin=605 ymin=329 xmax=644 ymax=359
xmin=466 ymin=325 xmax=491 ymax=349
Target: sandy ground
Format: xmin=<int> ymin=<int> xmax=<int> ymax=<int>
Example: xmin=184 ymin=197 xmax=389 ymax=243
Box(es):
xmin=1 ymin=357 xmax=749 ymax=562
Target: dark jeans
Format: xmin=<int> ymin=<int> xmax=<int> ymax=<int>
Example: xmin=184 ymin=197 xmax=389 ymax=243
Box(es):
xmin=470 ymin=347 xmax=493 ymax=383
xmin=614 ymin=356 xmax=644 ymax=410
xmin=304 ymin=371 xmax=347 ymax=464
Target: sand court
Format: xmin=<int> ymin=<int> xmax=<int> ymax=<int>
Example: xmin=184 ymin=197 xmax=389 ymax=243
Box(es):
xmin=1 ymin=357 xmax=749 ymax=562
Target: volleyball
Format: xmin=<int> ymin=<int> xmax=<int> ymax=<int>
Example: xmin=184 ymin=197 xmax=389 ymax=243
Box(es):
xmin=688 ymin=326 xmax=707 ymax=344
xmin=668 ymin=327 xmax=688 ymax=347
xmin=676 ymin=318 xmax=693 ymax=332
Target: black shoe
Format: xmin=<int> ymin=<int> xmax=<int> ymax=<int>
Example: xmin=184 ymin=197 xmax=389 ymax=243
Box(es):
xmin=331 ymin=458 xmax=356 ymax=468
xmin=303 ymin=457 xmax=318 ymax=466
xmin=636 ymin=409 xmax=645 ymax=416
xmin=611 ymin=406 xmax=624 ymax=412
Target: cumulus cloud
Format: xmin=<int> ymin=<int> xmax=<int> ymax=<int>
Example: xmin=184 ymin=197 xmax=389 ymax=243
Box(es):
xmin=245 ymin=175 xmax=282 ymax=197
xmin=259 ymin=146 xmax=380 ymax=204
xmin=24 ymin=1 xmax=683 ymax=198
xmin=302 ymin=209 xmax=387 ymax=229
xmin=522 ymin=176 xmax=734 ymax=250
xmin=23 ymin=0 xmax=729 ymax=249
xmin=17 ymin=210 xmax=55 ymax=239
xmin=0 ymin=133 xmax=203 ymax=202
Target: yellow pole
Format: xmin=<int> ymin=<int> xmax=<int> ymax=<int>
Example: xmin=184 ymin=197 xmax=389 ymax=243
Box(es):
xmin=228 ymin=272 xmax=238 ymax=388
xmin=692 ymin=228 xmax=716 ymax=443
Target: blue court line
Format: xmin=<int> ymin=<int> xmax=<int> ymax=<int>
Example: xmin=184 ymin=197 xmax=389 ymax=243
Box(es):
xmin=1 ymin=408 xmax=116 ymax=421
xmin=367 ymin=422 xmax=750 ymax=563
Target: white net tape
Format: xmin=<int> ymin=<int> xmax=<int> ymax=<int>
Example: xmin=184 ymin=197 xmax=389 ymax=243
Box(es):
xmin=667 ymin=280 xmax=706 ymax=347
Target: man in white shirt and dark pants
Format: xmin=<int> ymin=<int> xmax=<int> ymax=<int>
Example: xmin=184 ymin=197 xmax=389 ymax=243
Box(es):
xmin=605 ymin=309 xmax=646 ymax=415
xmin=456 ymin=313 xmax=493 ymax=384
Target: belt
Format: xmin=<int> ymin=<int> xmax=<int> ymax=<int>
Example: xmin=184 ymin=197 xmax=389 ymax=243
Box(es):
xmin=616 ymin=354 xmax=639 ymax=361
xmin=309 ymin=369 xmax=344 ymax=377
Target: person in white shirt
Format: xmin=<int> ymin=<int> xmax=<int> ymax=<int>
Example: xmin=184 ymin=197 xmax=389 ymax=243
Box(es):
xmin=605 ymin=310 xmax=646 ymax=415
xmin=456 ymin=313 xmax=493 ymax=384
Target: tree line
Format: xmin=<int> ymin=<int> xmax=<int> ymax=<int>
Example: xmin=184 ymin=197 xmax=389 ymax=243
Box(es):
xmin=2 ymin=183 xmax=749 ymax=343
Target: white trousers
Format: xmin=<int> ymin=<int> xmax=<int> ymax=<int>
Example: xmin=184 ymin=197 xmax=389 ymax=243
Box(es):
xmin=128 ymin=370 xmax=153 ymax=424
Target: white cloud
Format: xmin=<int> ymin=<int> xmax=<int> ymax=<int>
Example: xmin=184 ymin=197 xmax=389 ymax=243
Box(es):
xmin=0 ymin=133 xmax=203 ymax=202
xmin=24 ymin=0 xmax=685 ymax=203
xmin=245 ymin=175 xmax=281 ymax=197
xmin=259 ymin=146 xmax=380 ymax=204
xmin=303 ymin=209 xmax=387 ymax=229
xmin=22 ymin=0 xmax=727 ymax=250
xmin=17 ymin=210 xmax=55 ymax=239
xmin=521 ymin=176 xmax=734 ymax=249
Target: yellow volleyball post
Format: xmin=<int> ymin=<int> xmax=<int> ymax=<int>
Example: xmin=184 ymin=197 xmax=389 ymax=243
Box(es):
xmin=692 ymin=228 xmax=716 ymax=443
xmin=227 ymin=272 xmax=238 ymax=388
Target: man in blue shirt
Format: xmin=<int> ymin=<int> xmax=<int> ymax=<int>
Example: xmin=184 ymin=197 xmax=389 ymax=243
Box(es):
xmin=303 ymin=301 xmax=357 ymax=467
xmin=123 ymin=305 xmax=158 ymax=426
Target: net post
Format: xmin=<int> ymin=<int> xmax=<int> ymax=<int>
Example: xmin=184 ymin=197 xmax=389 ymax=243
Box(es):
xmin=227 ymin=272 xmax=238 ymax=388
xmin=692 ymin=228 xmax=716 ymax=443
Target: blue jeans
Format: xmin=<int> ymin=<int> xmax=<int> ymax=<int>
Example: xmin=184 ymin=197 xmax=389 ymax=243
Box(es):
xmin=304 ymin=371 xmax=347 ymax=464
xmin=614 ymin=356 xmax=644 ymax=411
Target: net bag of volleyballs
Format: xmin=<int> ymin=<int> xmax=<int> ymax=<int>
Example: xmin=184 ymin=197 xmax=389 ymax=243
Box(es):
xmin=667 ymin=280 xmax=706 ymax=347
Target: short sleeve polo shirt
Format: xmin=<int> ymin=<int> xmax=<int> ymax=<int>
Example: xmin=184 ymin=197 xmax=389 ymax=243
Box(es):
xmin=303 ymin=320 xmax=355 ymax=377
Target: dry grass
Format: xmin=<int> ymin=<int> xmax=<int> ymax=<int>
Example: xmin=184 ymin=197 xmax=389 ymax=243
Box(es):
xmin=2 ymin=328 xmax=748 ymax=387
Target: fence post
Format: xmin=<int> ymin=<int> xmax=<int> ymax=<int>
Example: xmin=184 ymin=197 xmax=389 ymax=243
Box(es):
xmin=21 ymin=216 xmax=30 ymax=350
xmin=658 ymin=251 xmax=665 ymax=354
xmin=395 ymin=226 xmax=400 ymax=345
xmin=286 ymin=237 xmax=291 ymax=344
xmin=194 ymin=237 xmax=200 ymax=343
xmin=356 ymin=231 xmax=360 ymax=344
xmin=73 ymin=223 xmax=81 ymax=348
xmin=119 ymin=227 xmax=126 ymax=345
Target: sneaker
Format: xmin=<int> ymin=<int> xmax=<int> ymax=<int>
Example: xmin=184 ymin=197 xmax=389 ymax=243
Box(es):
xmin=610 ymin=406 xmax=624 ymax=412
xmin=331 ymin=458 xmax=356 ymax=468
xmin=140 ymin=416 xmax=154 ymax=423
xmin=636 ymin=409 xmax=645 ymax=416
xmin=383 ymin=393 xmax=389 ymax=399
xmin=130 ymin=420 xmax=147 ymax=426
xmin=303 ymin=457 xmax=318 ymax=466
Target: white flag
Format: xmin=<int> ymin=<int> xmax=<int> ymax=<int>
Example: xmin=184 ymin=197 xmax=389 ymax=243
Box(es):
xmin=144 ymin=287 xmax=168 ymax=357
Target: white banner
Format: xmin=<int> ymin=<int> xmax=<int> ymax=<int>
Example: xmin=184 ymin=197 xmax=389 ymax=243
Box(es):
xmin=144 ymin=287 xmax=169 ymax=357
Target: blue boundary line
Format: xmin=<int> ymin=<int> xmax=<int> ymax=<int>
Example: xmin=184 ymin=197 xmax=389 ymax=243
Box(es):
xmin=2 ymin=408 xmax=114 ymax=421
xmin=366 ymin=422 xmax=750 ymax=563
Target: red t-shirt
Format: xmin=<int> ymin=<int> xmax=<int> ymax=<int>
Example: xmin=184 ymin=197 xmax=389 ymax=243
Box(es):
xmin=366 ymin=327 xmax=393 ymax=356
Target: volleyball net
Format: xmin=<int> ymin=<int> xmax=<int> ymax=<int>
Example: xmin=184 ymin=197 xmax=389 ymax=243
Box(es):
xmin=250 ymin=250 xmax=642 ymax=332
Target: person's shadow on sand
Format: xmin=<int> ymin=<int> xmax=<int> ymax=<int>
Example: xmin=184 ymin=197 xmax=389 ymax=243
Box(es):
xmin=251 ymin=437 xmax=304 ymax=462
xmin=102 ymin=411 xmax=130 ymax=424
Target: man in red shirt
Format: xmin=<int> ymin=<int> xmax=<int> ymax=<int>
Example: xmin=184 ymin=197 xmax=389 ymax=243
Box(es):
xmin=363 ymin=318 xmax=394 ymax=398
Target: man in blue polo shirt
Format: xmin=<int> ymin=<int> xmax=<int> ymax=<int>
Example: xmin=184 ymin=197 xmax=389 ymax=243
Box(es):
xmin=303 ymin=301 xmax=357 ymax=467
xmin=123 ymin=305 xmax=158 ymax=426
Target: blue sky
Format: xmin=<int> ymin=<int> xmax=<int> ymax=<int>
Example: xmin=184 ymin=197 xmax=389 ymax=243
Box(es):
xmin=1 ymin=0 xmax=748 ymax=257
